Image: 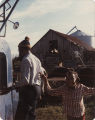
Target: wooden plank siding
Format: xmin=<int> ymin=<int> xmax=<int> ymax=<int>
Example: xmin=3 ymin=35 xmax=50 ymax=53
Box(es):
xmin=31 ymin=29 xmax=95 ymax=73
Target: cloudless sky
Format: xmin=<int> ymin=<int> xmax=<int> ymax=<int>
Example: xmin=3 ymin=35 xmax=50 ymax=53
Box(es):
xmin=1 ymin=0 xmax=95 ymax=55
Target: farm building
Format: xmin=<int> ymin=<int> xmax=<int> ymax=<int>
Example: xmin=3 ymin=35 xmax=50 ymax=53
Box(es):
xmin=31 ymin=29 xmax=95 ymax=73
xmin=13 ymin=29 xmax=95 ymax=87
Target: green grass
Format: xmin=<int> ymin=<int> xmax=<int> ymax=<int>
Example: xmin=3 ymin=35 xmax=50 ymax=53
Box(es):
xmin=36 ymin=106 xmax=65 ymax=120
xmin=36 ymin=98 xmax=95 ymax=120
xmin=85 ymin=98 xmax=95 ymax=120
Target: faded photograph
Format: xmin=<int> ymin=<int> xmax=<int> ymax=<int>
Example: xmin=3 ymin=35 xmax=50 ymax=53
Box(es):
xmin=0 ymin=0 xmax=95 ymax=120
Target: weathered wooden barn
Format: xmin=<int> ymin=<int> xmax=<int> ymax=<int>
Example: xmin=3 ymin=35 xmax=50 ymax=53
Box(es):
xmin=31 ymin=29 xmax=95 ymax=73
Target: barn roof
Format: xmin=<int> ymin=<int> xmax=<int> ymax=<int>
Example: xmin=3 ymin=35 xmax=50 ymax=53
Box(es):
xmin=32 ymin=29 xmax=95 ymax=51
xmin=50 ymin=29 xmax=95 ymax=51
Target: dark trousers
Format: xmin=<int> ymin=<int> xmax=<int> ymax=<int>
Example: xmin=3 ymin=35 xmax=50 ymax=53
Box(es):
xmin=67 ymin=114 xmax=85 ymax=120
xmin=15 ymin=85 xmax=41 ymax=120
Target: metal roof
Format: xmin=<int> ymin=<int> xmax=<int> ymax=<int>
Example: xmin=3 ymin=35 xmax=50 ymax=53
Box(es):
xmin=70 ymin=30 xmax=88 ymax=36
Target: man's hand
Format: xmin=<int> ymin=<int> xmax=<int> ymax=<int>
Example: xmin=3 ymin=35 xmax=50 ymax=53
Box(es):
xmin=40 ymin=72 xmax=51 ymax=90
xmin=40 ymin=72 xmax=47 ymax=82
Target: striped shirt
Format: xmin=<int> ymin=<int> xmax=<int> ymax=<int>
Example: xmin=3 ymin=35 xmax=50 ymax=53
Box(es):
xmin=47 ymin=83 xmax=95 ymax=117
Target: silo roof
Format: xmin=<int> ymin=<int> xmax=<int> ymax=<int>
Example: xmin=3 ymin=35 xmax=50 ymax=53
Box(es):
xmin=70 ymin=30 xmax=88 ymax=36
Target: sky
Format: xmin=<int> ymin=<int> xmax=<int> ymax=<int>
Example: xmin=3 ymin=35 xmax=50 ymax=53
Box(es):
xmin=0 ymin=0 xmax=95 ymax=55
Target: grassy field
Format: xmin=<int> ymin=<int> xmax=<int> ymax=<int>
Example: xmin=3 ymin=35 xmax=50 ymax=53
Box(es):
xmin=36 ymin=97 xmax=95 ymax=120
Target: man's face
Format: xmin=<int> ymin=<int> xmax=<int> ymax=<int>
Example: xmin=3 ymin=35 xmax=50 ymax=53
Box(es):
xmin=66 ymin=73 xmax=77 ymax=88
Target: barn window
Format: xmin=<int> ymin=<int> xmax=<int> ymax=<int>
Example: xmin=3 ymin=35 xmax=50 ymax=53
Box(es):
xmin=49 ymin=40 xmax=58 ymax=53
xmin=0 ymin=53 xmax=7 ymax=90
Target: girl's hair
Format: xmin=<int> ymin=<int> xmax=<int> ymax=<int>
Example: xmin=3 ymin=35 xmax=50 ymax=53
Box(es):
xmin=65 ymin=68 xmax=80 ymax=82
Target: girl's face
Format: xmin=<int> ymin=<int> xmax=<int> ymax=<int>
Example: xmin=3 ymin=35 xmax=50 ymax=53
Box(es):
xmin=66 ymin=73 xmax=77 ymax=88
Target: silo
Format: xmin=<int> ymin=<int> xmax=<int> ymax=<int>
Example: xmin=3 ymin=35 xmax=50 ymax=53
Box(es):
xmin=70 ymin=30 xmax=92 ymax=47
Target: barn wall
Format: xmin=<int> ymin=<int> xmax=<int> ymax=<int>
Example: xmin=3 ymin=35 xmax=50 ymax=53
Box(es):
xmin=31 ymin=30 xmax=86 ymax=71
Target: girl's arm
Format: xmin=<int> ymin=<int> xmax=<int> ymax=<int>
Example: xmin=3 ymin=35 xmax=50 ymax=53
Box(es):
xmin=41 ymin=73 xmax=65 ymax=96
xmin=82 ymin=84 xmax=95 ymax=96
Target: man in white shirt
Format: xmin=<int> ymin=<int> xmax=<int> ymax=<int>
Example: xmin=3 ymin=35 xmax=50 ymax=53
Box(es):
xmin=15 ymin=36 xmax=44 ymax=120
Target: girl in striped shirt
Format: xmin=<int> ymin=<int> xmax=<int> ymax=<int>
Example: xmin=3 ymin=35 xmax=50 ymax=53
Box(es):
xmin=41 ymin=68 xmax=95 ymax=120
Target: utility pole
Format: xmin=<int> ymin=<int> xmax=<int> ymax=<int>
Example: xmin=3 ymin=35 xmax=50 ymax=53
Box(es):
xmin=0 ymin=0 xmax=20 ymax=37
